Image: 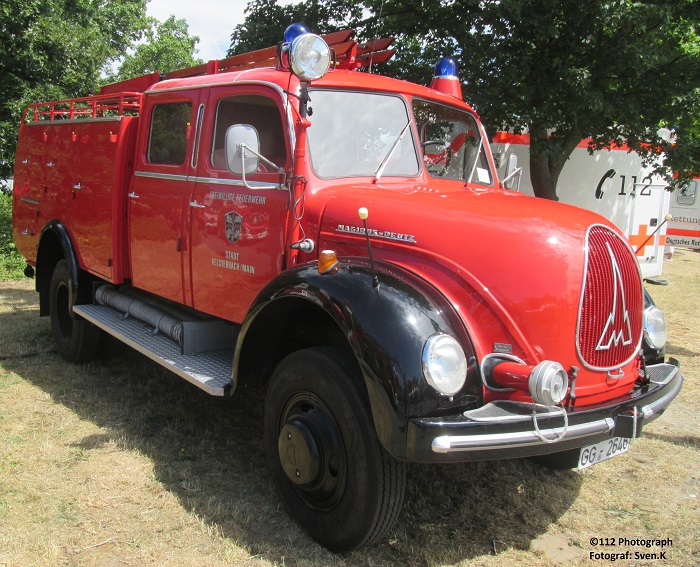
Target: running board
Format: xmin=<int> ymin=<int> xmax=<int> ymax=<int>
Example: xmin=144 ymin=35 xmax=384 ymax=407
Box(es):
xmin=74 ymin=304 xmax=233 ymax=396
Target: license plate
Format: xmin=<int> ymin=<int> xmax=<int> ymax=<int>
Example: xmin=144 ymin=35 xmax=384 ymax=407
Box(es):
xmin=578 ymin=437 xmax=630 ymax=470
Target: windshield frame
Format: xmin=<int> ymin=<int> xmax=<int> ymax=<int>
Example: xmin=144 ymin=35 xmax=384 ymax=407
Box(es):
xmin=411 ymin=96 xmax=495 ymax=187
xmin=305 ymin=88 xmax=421 ymax=181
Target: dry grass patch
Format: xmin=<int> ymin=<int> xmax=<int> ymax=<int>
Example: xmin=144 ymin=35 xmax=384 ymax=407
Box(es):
xmin=1 ymin=250 xmax=699 ymax=566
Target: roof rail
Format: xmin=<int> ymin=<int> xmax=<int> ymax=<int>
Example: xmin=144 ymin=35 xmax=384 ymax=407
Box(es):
xmin=24 ymin=93 xmax=142 ymax=122
xmin=99 ymin=29 xmax=395 ymax=94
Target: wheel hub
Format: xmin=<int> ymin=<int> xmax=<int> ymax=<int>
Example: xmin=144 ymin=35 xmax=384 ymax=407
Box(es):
xmin=277 ymin=396 xmax=347 ymax=510
xmin=278 ymin=419 xmax=321 ymax=486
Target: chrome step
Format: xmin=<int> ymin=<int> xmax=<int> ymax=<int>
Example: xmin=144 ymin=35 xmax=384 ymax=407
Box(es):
xmin=74 ymin=304 xmax=233 ymax=396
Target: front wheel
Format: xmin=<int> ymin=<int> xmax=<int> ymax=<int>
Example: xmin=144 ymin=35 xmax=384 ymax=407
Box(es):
xmin=49 ymin=259 xmax=99 ymax=362
xmin=264 ymin=347 xmax=406 ymax=552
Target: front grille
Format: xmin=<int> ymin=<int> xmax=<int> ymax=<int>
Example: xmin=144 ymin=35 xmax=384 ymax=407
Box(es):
xmin=577 ymin=225 xmax=643 ymax=370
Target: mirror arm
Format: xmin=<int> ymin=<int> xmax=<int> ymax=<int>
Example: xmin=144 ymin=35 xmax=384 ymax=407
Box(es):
xmin=239 ymin=144 xmax=286 ymax=191
xmin=500 ymin=166 xmax=523 ymax=191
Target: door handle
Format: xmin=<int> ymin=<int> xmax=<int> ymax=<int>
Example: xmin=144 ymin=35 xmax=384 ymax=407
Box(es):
xmin=189 ymin=200 xmax=205 ymax=209
xmin=128 ymin=192 xmax=140 ymax=199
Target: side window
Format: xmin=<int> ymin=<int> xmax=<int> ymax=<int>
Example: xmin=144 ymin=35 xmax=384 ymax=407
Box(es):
xmin=211 ymin=95 xmax=287 ymax=171
xmin=148 ymin=102 xmax=192 ymax=165
xmin=677 ymin=181 xmax=697 ymax=206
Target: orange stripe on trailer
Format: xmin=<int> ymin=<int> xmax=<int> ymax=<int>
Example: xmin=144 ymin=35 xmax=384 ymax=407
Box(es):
xmin=667 ymin=227 xmax=700 ymax=238
xmin=628 ymin=224 xmax=667 ymax=256
xmin=491 ymin=132 xmax=633 ymax=152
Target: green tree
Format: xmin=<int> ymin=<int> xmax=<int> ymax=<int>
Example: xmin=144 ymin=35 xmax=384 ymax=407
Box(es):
xmin=378 ymin=0 xmax=700 ymax=198
xmin=108 ymin=15 xmax=202 ymax=81
xmin=0 ymin=0 xmax=149 ymax=187
xmin=228 ymin=0 xmax=364 ymax=55
xmin=230 ymin=0 xmax=700 ymax=198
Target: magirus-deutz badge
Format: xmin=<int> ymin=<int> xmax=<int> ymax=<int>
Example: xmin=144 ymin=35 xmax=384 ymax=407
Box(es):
xmin=225 ymin=211 xmax=243 ymax=244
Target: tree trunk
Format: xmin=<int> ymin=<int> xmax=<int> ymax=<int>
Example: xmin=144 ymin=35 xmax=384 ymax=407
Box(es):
xmin=529 ymin=151 xmax=560 ymax=201
xmin=528 ymin=124 xmax=582 ymax=201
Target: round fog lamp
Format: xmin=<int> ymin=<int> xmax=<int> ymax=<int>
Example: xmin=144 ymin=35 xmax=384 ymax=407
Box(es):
xmin=422 ymin=333 xmax=468 ymax=396
xmin=289 ymin=33 xmax=331 ymax=81
xmin=529 ymin=361 xmax=568 ymax=406
xmin=644 ymin=305 xmax=667 ymax=350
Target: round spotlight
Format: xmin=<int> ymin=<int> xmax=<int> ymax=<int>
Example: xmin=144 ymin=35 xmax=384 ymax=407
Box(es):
xmin=289 ymin=33 xmax=331 ymax=82
xmin=528 ymin=361 xmax=569 ymax=406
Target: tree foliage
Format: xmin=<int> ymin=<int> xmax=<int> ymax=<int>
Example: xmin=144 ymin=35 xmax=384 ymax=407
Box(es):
xmin=0 ymin=2 xmax=203 ymax=188
xmin=230 ymin=0 xmax=700 ymax=199
xmin=228 ymin=0 xmax=364 ymax=55
xmin=371 ymin=0 xmax=700 ymax=198
xmin=108 ymin=15 xmax=203 ymax=82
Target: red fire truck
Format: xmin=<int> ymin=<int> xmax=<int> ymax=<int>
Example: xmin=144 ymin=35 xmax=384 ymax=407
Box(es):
xmin=12 ymin=25 xmax=683 ymax=551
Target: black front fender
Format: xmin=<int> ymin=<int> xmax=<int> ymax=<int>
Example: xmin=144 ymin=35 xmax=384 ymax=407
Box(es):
xmin=235 ymin=258 xmax=481 ymax=458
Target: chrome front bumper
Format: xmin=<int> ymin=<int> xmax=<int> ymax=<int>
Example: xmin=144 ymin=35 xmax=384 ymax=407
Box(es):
xmin=406 ymin=363 xmax=683 ymax=463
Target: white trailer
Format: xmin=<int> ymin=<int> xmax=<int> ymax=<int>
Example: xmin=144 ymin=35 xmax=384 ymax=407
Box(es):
xmin=492 ymin=134 xmax=671 ymax=279
xmin=667 ymin=178 xmax=700 ymax=250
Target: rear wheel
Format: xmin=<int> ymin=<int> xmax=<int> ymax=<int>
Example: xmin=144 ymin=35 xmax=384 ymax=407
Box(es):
xmin=49 ymin=259 xmax=99 ymax=362
xmin=264 ymin=347 xmax=406 ymax=552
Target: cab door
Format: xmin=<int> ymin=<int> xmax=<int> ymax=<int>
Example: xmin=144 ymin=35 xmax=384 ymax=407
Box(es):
xmin=187 ymin=87 xmax=291 ymax=323
xmin=128 ymin=90 xmax=203 ymax=303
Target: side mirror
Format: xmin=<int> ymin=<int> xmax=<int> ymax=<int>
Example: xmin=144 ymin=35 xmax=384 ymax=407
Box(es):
xmin=501 ymin=153 xmax=522 ymax=191
xmin=225 ymin=124 xmax=259 ymax=175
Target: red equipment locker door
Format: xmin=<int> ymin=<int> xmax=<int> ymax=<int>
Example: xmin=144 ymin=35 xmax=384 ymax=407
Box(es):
xmin=128 ymin=90 xmax=203 ymax=303
xmin=187 ymin=86 xmax=291 ymax=323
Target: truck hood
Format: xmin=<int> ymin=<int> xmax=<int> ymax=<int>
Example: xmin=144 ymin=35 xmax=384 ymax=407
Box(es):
xmin=317 ymin=182 xmax=640 ymax=373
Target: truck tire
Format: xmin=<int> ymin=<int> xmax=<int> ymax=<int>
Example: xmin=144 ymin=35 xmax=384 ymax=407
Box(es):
xmin=49 ymin=259 xmax=99 ymax=362
xmin=264 ymin=347 xmax=406 ymax=552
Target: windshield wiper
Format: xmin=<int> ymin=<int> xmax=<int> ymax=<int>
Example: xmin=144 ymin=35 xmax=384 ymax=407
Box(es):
xmin=465 ymin=136 xmax=484 ymax=185
xmin=374 ymin=119 xmax=413 ymax=182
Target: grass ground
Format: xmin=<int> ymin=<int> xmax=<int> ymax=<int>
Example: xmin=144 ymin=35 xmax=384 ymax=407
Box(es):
xmin=0 ymin=249 xmax=698 ymax=566
xmin=0 ymin=191 xmax=25 ymax=280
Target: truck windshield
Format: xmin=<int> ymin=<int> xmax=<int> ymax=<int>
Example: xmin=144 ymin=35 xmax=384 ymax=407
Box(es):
xmin=412 ymin=99 xmax=493 ymax=185
xmin=306 ymin=90 xmax=420 ymax=179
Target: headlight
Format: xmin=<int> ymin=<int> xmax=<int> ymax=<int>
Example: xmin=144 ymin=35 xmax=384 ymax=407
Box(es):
xmin=289 ymin=33 xmax=331 ymax=81
xmin=529 ymin=361 xmax=568 ymax=406
xmin=422 ymin=333 xmax=468 ymax=395
xmin=644 ymin=305 xmax=668 ymax=350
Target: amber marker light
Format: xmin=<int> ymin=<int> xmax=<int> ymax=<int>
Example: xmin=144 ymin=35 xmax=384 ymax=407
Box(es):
xmin=318 ymin=250 xmax=339 ymax=274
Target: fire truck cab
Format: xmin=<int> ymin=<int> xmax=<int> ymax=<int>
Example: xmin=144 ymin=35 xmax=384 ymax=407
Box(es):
xmin=12 ymin=25 xmax=683 ymax=551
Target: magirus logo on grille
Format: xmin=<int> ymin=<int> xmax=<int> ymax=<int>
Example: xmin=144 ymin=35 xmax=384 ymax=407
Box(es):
xmin=577 ymin=225 xmax=643 ymax=370
xmin=595 ymin=242 xmax=633 ymax=351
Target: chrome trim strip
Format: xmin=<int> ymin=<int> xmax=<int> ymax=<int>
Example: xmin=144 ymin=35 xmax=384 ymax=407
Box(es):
xmin=145 ymin=79 xmax=288 ymax=102
xmin=194 ymin=176 xmax=284 ymax=189
xmin=432 ymin=417 xmax=614 ymax=453
xmin=133 ymin=171 xmax=285 ymax=190
xmin=20 ymin=197 xmax=40 ymax=205
xmin=192 ymin=104 xmax=205 ymax=169
xmin=26 ymin=116 xmax=125 ymax=125
xmin=134 ymin=171 xmax=190 ymax=182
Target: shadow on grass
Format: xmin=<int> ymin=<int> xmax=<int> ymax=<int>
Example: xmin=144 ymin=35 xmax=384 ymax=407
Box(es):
xmin=665 ymin=341 xmax=700 ymax=358
xmin=1 ymin=289 xmax=582 ymax=566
